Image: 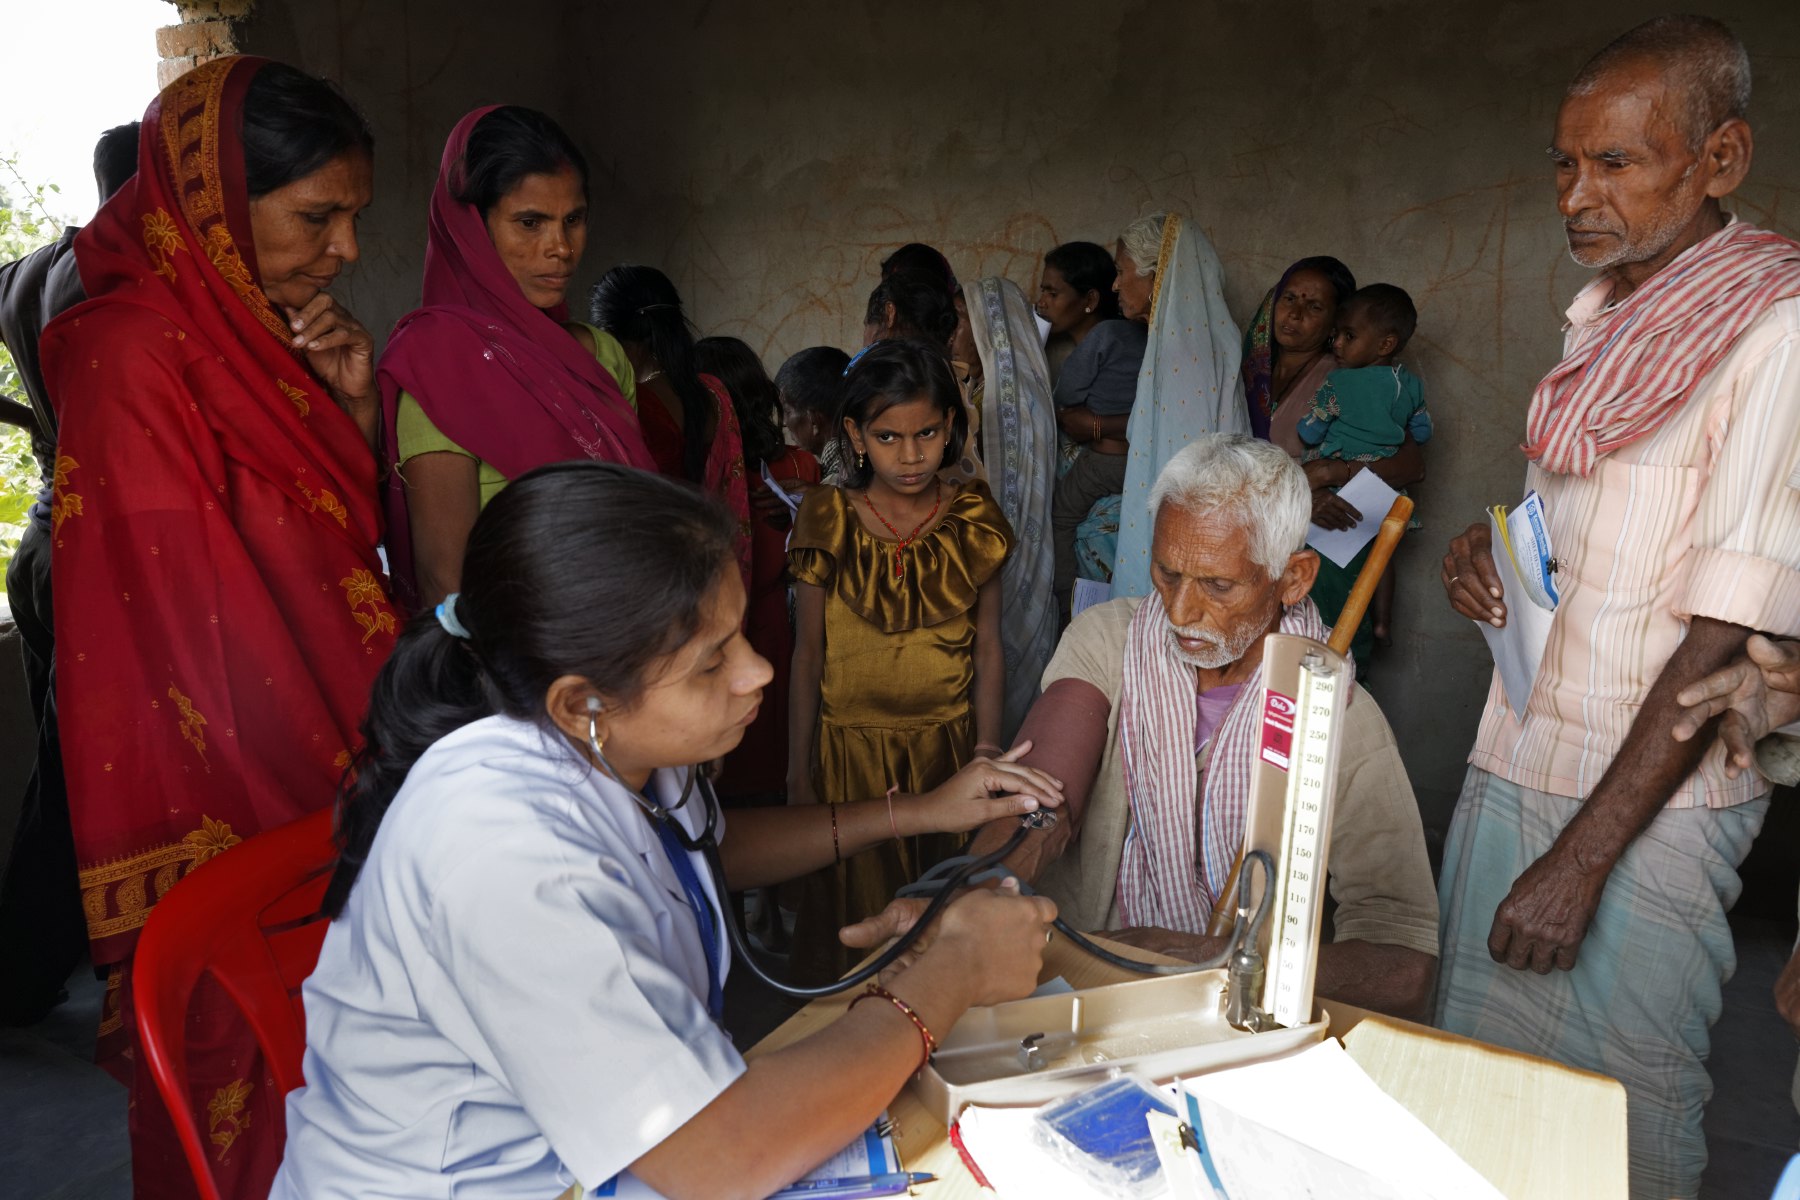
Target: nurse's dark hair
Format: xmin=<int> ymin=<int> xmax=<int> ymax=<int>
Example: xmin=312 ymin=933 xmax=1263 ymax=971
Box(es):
xmin=835 ymin=338 xmax=966 ymax=490
xmin=452 ymin=105 xmax=589 ymax=219
xmin=1043 ymin=241 xmax=1123 ymax=321
xmin=323 ymin=463 xmax=738 ymax=917
xmin=239 ymin=62 xmax=373 ymax=199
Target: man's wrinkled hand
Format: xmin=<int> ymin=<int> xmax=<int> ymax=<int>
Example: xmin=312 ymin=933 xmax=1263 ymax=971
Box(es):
xmin=1101 ymin=926 xmax=1227 ymax=963
xmin=1487 ymin=848 xmax=1608 ymax=974
xmin=1443 ymin=521 xmax=1507 ymax=627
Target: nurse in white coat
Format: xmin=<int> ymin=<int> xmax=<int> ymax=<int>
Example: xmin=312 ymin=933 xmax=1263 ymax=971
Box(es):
xmin=272 ymin=461 xmax=1062 ymax=1200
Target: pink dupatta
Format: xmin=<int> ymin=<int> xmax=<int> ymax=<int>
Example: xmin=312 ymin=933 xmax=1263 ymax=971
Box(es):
xmin=377 ymin=105 xmax=654 ymax=610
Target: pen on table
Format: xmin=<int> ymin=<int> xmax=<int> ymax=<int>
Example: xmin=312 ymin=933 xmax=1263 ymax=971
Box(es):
xmin=777 ymin=1171 xmax=935 ymax=1197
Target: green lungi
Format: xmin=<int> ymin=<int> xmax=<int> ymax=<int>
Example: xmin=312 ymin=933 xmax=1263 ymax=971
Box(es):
xmin=1436 ymin=766 xmax=1767 ymax=1199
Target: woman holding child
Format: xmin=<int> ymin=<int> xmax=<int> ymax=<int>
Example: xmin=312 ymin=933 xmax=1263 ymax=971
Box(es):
xmin=1243 ymin=258 xmax=1429 ymax=665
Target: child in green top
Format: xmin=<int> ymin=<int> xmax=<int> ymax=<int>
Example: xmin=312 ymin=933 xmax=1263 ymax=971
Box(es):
xmin=1297 ymin=284 xmax=1432 ymax=644
xmin=1297 ymin=284 xmax=1431 ymax=462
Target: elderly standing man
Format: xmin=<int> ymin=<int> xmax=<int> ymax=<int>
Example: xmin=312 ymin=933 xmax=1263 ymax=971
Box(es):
xmin=1436 ymin=16 xmax=1800 ymax=1198
xmin=847 ymin=433 xmax=1441 ymax=1019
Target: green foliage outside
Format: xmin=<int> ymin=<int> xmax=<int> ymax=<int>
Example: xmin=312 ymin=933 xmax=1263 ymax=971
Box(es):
xmin=0 ymin=155 xmax=69 ymax=595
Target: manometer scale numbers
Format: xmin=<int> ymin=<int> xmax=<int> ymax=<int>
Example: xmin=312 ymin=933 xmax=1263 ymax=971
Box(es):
xmin=1263 ymin=655 xmax=1341 ymax=1029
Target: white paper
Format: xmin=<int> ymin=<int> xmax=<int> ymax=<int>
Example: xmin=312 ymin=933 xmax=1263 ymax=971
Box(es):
xmin=1071 ymin=577 xmax=1112 ymax=618
xmin=1305 ymin=469 xmax=1402 ymax=569
xmin=1477 ymin=512 xmax=1556 ymax=719
xmin=760 ymin=461 xmax=804 ymax=520
xmin=1180 ymin=1041 xmax=1504 ymax=1200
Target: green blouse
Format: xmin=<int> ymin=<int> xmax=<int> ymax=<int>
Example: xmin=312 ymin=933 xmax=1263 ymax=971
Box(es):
xmin=395 ymin=322 xmax=636 ymax=508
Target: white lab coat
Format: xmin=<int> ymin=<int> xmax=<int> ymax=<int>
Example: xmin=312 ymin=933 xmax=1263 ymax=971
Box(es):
xmin=272 ymin=715 xmax=741 ymax=1200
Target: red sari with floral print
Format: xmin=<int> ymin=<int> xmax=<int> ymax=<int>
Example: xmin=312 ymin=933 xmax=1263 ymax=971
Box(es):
xmin=39 ymin=57 xmax=395 ymax=1197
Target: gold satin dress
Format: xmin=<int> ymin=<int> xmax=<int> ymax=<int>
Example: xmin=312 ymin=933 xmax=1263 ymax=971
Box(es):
xmin=787 ymin=480 xmax=1013 ymax=983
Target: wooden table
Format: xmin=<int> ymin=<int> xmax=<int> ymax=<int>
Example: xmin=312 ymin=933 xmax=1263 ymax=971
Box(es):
xmin=740 ymin=936 xmax=1628 ymax=1200
xmin=564 ymin=936 xmax=1629 ymax=1198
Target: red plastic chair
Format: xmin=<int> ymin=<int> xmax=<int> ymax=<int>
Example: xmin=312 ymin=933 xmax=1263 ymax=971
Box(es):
xmin=133 ymin=806 xmax=337 ymax=1200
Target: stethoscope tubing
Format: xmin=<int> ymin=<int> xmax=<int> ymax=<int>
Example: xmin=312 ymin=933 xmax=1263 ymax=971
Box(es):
xmin=601 ymin=751 xmax=1272 ymax=1000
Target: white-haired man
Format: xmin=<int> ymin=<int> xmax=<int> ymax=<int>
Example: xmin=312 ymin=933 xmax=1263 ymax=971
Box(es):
xmin=1437 ymin=16 xmax=1800 ymax=1197
xmin=848 ymin=433 xmax=1440 ymax=1018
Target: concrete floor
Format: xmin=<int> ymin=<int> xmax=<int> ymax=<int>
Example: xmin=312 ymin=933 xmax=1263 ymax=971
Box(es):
xmin=0 ymin=910 xmax=1795 ymax=1199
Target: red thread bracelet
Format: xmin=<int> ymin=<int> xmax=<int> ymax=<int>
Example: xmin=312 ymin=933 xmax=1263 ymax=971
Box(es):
xmin=851 ymin=984 xmax=938 ymax=1074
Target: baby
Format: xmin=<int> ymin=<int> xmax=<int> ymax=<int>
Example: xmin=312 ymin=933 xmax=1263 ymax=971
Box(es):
xmin=1297 ymin=283 xmax=1431 ymax=645
xmin=1297 ymin=283 xmax=1430 ymax=462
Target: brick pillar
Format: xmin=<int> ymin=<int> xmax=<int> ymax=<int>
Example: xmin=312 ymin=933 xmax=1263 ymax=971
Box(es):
xmin=156 ymin=0 xmax=257 ymax=88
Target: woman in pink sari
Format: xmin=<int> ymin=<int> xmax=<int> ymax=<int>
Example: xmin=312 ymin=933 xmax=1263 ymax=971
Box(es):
xmin=378 ymin=106 xmax=655 ymax=612
xmin=591 ymin=265 xmax=753 ymax=590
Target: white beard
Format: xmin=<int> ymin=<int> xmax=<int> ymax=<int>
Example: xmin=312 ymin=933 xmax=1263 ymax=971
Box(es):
xmin=1166 ymin=616 xmax=1266 ymax=670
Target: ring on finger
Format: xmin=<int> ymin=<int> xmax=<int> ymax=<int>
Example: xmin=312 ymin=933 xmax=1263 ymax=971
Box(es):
xmin=1043 ymin=928 xmax=1054 ymax=947
xmin=1449 ymin=575 xmax=1459 ymax=585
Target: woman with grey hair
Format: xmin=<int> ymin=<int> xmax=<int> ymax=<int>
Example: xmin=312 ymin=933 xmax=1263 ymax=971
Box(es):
xmin=1052 ymin=213 xmax=1249 ymax=617
xmin=1108 ymin=212 xmax=1252 ymax=600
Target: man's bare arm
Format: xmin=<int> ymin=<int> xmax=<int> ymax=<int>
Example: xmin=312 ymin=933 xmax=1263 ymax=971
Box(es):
xmin=1487 ymin=615 xmax=1751 ymax=973
xmin=1104 ymin=926 xmax=1437 ymax=1022
xmin=966 ymin=678 xmax=1110 ymax=882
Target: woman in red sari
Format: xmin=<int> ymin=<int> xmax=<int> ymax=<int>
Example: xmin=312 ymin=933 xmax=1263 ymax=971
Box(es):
xmin=377 ymin=105 xmax=656 ymax=612
xmin=39 ymin=57 xmax=394 ymax=1197
xmin=591 ymin=265 xmax=753 ymax=590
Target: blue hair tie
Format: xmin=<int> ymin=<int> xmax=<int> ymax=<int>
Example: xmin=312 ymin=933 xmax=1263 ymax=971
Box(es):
xmin=843 ymin=341 xmax=881 ymax=377
xmin=436 ymin=593 xmax=471 ymax=639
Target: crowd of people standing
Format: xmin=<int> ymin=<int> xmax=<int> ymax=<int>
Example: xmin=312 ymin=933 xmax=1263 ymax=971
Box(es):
xmin=0 ymin=13 xmax=1797 ymax=1200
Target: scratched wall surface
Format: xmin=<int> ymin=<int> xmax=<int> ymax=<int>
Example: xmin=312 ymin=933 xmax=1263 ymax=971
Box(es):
xmin=242 ymin=0 xmax=1800 ymax=839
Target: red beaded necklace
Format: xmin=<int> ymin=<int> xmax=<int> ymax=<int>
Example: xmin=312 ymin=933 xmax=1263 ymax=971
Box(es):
xmin=862 ymin=479 xmax=943 ymax=582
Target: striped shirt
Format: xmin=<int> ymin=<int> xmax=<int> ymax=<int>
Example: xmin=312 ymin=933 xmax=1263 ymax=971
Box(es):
xmin=1470 ymin=293 xmax=1800 ymax=809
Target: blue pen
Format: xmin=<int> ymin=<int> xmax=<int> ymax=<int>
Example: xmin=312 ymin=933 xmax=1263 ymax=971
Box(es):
xmin=775 ymin=1171 xmax=935 ymax=1198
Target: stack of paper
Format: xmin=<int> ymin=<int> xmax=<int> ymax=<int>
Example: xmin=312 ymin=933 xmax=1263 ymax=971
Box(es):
xmin=956 ymin=1042 xmax=1504 ymax=1200
xmin=1477 ymin=492 xmax=1559 ymax=718
xmin=1173 ymin=1041 xmax=1506 ymax=1199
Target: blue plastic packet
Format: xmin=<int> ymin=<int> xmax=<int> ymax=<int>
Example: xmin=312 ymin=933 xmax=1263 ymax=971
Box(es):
xmin=1031 ymin=1075 xmax=1176 ymax=1196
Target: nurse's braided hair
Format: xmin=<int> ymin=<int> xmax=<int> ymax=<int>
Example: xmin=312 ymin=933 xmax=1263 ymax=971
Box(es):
xmin=323 ymin=463 xmax=737 ymax=917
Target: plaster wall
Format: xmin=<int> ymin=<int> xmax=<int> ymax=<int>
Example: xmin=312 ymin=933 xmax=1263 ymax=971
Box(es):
xmin=235 ymin=0 xmax=1800 ymax=839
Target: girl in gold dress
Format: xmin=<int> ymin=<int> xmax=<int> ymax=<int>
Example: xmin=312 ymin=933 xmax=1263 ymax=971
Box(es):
xmin=787 ymin=339 xmax=1014 ymax=982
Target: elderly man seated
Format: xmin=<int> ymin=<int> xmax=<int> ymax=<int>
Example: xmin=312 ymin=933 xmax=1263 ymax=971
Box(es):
xmin=853 ymin=434 xmax=1439 ymax=1018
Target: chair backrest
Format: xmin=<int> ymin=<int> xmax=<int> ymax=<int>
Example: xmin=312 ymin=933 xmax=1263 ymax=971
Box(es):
xmin=133 ymin=806 xmax=338 ymax=1200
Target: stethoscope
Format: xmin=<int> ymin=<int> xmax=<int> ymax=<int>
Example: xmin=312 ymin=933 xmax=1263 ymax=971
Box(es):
xmin=583 ymin=699 xmax=1274 ymax=1002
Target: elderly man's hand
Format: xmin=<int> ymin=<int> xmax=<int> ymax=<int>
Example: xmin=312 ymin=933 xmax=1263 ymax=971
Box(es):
xmin=1673 ymin=635 xmax=1800 ymax=776
xmin=1487 ymin=846 xmax=1608 ymax=973
xmin=1443 ymin=521 xmax=1507 ymax=627
xmin=1102 ymin=926 xmax=1230 ymax=963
